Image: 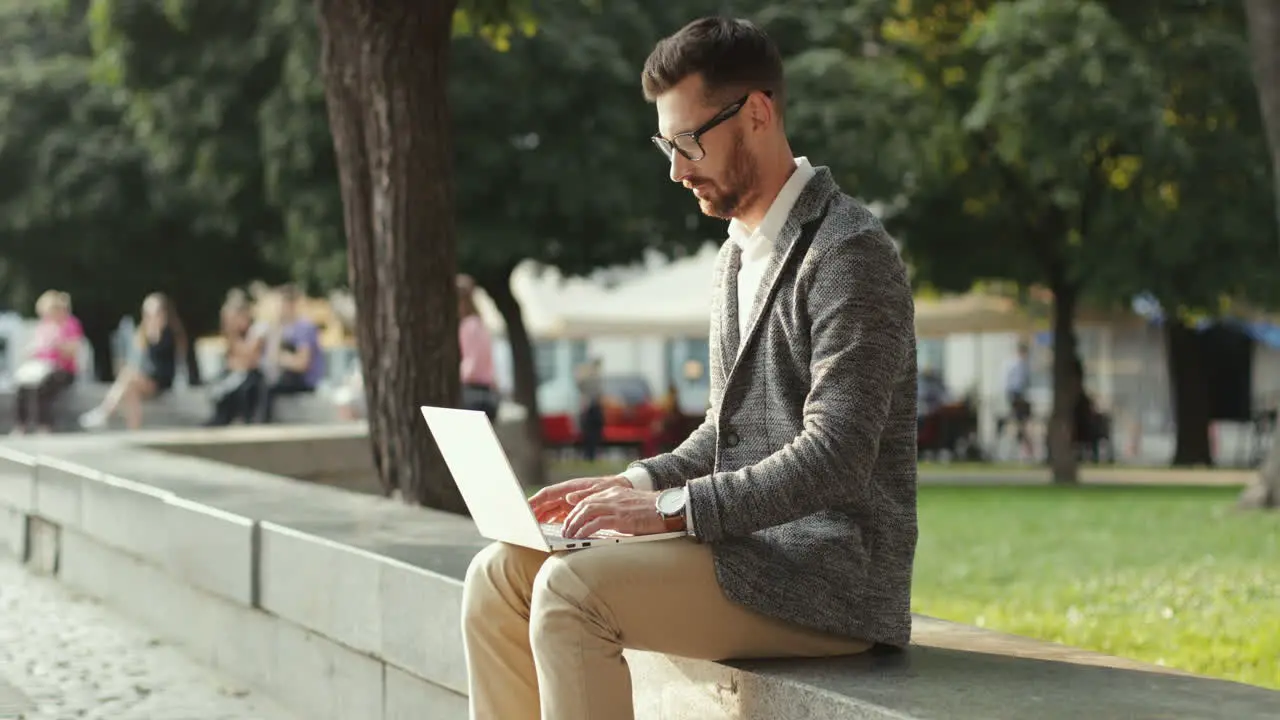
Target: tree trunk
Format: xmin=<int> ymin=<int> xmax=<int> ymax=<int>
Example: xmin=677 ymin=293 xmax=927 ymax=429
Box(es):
xmin=316 ymin=0 xmax=466 ymax=513
xmin=477 ymin=266 xmax=548 ymax=487
xmin=1048 ymin=281 xmax=1080 ymax=484
xmin=1165 ymin=319 xmax=1214 ymax=466
xmin=1241 ymin=0 xmax=1280 ymax=509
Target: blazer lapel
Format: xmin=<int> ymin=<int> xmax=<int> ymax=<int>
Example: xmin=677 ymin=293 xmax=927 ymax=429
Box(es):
xmin=719 ymin=243 xmax=743 ymax=375
xmin=739 ymin=217 xmax=801 ymax=360
xmin=728 ymin=169 xmax=838 ymax=379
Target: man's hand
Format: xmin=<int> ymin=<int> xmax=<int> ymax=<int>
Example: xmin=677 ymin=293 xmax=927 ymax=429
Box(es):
xmin=561 ymin=483 xmax=670 ymax=538
xmin=529 ymin=475 xmax=631 ymax=524
xmin=529 ymin=476 xmax=669 ymax=538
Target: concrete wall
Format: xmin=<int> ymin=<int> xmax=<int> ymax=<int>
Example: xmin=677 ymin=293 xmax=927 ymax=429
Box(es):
xmin=0 ymin=446 xmax=472 ymax=720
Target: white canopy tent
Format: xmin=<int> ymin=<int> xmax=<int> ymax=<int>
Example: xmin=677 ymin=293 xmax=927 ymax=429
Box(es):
xmin=472 ymin=261 xmax=616 ymax=340
xmin=558 ymin=244 xmax=720 ymax=338
xmin=556 ymin=244 xmax=1043 ymax=341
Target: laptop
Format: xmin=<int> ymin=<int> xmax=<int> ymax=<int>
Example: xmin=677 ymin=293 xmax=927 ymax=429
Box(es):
xmin=420 ymin=406 xmax=687 ymax=552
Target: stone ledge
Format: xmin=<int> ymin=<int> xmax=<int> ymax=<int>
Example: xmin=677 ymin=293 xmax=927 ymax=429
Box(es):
xmin=0 ymin=447 xmax=35 ymax=512
xmin=1 ymin=432 xmax=1277 ymax=720
xmin=0 ymin=383 xmax=343 ymax=434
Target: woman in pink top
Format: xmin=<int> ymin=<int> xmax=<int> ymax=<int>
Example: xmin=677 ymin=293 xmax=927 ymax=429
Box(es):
xmin=12 ymin=290 xmax=84 ymax=434
xmin=457 ymin=275 xmax=499 ymax=420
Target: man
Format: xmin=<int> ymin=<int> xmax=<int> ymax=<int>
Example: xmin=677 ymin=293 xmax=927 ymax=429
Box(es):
xmin=258 ymin=284 xmax=326 ymax=423
xmin=575 ymin=357 xmax=605 ymax=461
xmin=461 ymin=17 xmax=918 ymax=720
xmin=1004 ymin=341 xmax=1033 ymax=459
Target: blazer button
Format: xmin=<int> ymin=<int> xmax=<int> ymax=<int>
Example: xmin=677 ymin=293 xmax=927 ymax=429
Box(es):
xmin=724 ymin=430 xmax=740 ymax=448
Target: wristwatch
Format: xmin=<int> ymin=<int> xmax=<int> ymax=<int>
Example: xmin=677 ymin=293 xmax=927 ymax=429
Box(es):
xmin=655 ymin=487 xmax=688 ymax=533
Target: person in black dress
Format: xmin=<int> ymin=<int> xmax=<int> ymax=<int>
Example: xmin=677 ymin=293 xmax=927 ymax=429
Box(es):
xmin=79 ymin=293 xmax=188 ymax=431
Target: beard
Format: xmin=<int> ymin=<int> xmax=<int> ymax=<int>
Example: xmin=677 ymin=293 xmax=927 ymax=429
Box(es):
xmin=689 ymin=130 xmax=759 ymax=220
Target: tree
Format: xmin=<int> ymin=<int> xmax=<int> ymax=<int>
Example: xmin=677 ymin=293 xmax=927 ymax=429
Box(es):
xmin=1242 ymin=0 xmax=1280 ymax=509
xmin=313 ymin=0 xmax=543 ymax=509
xmin=0 ymin=0 xmax=268 ymax=379
xmin=1099 ymin=1 xmax=1277 ymax=467
xmin=81 ymin=0 xmax=718 ymax=503
xmin=780 ymin=0 xmax=1174 ymax=482
xmin=775 ymin=0 xmax=1278 ymax=476
xmin=83 ymin=0 xmax=515 ymax=508
xmin=264 ymin=0 xmax=724 ymax=490
xmin=312 ymin=0 xmax=465 ymax=509
xmin=450 ymin=0 xmax=724 ymax=486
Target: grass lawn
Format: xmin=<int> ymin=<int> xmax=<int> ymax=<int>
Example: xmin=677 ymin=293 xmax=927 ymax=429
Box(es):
xmin=915 ymin=485 xmax=1279 ymax=690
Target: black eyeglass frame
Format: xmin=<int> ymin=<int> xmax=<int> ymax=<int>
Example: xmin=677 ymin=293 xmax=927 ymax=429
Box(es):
xmin=651 ymin=90 xmax=773 ymax=162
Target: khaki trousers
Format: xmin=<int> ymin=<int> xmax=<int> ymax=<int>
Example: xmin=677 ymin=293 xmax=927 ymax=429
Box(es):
xmin=461 ymin=539 xmax=871 ymax=720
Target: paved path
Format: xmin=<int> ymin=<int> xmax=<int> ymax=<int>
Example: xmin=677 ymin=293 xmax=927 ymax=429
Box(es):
xmin=0 ymin=559 xmax=297 ymax=720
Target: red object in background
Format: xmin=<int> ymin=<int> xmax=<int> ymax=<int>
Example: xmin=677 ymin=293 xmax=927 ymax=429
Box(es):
xmin=541 ymin=414 xmax=578 ymax=447
xmin=540 ymin=375 xmax=665 ymax=451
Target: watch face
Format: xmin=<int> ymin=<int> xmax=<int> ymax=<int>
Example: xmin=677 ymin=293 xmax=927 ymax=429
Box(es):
xmin=656 ymin=488 xmax=686 ymax=516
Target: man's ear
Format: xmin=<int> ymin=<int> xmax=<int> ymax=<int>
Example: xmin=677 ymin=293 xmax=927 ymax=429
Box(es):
xmin=749 ymin=92 xmax=773 ymax=132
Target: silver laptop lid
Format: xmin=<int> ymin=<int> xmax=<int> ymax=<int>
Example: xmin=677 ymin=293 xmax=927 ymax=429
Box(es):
xmin=420 ymin=406 xmax=549 ymax=551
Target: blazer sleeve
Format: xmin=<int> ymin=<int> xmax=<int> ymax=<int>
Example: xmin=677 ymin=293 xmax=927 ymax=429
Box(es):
xmin=624 ymin=246 xmax=732 ymax=491
xmin=625 ymin=410 xmax=719 ymax=491
xmin=686 ymin=229 xmax=914 ymax=542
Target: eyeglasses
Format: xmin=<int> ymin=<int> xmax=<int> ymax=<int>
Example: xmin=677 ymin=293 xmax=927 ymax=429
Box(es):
xmin=651 ymin=91 xmax=771 ymax=162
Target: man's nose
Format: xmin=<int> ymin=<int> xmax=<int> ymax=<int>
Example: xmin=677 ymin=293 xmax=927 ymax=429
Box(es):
xmin=669 ymin=151 xmax=691 ymax=183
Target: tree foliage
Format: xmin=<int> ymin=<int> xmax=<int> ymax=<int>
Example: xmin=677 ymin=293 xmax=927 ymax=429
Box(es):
xmin=0 ymin=0 xmax=279 ymax=378
xmin=1241 ymin=0 xmax=1280 ymax=509
xmin=771 ymin=0 xmax=1277 ymax=475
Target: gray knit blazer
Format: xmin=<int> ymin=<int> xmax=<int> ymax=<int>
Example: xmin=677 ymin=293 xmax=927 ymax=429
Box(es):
xmin=630 ymin=167 xmax=919 ymax=648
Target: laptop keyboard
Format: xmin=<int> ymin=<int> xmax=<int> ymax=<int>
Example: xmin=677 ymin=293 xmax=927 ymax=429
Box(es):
xmin=540 ymin=523 xmax=628 ymax=540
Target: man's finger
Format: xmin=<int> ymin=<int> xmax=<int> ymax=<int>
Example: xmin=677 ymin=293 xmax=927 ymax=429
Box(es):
xmin=527 ymin=488 xmax=560 ymax=507
xmin=564 ymin=477 xmax=618 ymax=504
xmin=529 ymin=480 xmax=578 ymax=504
xmin=533 ymin=502 xmax=567 ymax=523
xmin=531 ymin=476 xmax=599 ymax=502
xmin=570 ymin=516 xmax=618 ymax=539
xmin=565 ymin=485 xmax=612 ymax=504
xmin=563 ymin=500 xmax=607 ymax=538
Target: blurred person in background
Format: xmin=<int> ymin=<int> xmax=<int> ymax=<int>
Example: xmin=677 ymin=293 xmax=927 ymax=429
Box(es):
xmin=11 ymin=290 xmax=83 ymax=435
xmin=916 ymin=367 xmax=950 ymax=426
xmin=257 ymin=284 xmax=325 ymax=423
xmin=576 ymin=357 xmax=605 ymax=461
xmin=1004 ymin=341 xmax=1033 ymax=459
xmin=205 ymin=291 xmax=265 ymax=426
xmin=332 ymin=365 xmax=366 ymax=421
xmin=79 ymin=293 xmax=187 ymax=431
xmin=457 ymin=275 xmax=499 ymax=420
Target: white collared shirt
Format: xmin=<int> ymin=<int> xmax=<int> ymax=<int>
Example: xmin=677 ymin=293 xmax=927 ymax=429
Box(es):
xmin=729 ymin=157 xmax=816 ymax=349
xmin=621 ymin=157 xmax=817 ymax=535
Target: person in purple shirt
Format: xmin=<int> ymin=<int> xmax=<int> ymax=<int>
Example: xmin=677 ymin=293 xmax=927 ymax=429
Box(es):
xmin=258 ymin=284 xmax=326 ymax=423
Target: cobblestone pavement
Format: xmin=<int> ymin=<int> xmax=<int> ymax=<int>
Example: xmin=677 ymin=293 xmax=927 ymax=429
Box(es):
xmin=0 ymin=558 xmax=297 ymax=720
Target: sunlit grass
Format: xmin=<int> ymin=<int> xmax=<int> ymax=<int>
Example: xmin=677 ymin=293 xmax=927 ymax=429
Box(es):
xmin=914 ymin=485 xmax=1280 ymax=689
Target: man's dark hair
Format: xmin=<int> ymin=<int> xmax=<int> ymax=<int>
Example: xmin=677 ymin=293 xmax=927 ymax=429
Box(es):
xmin=642 ymin=17 xmax=785 ymax=115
